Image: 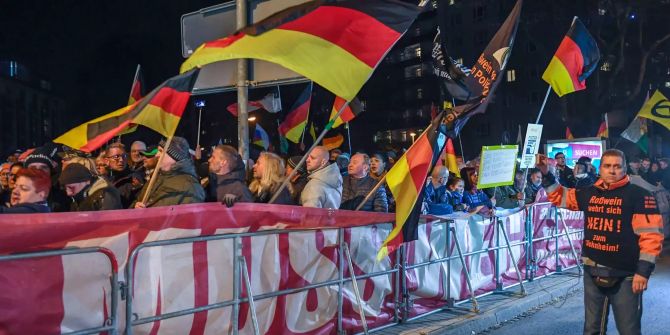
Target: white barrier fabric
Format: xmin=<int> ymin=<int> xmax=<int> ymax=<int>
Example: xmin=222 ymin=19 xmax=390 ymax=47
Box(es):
xmin=0 ymin=203 xmax=583 ymax=334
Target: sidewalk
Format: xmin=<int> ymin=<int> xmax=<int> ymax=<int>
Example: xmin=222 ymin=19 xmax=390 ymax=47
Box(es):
xmin=377 ymin=268 xmax=583 ymax=335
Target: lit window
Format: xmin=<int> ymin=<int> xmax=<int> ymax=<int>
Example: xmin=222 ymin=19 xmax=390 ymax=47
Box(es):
xmin=600 ymin=61 xmax=611 ymax=72
xmin=507 ymin=69 xmax=516 ymax=82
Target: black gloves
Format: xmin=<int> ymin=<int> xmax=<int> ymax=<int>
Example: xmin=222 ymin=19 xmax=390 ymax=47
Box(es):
xmin=222 ymin=194 xmax=238 ymax=207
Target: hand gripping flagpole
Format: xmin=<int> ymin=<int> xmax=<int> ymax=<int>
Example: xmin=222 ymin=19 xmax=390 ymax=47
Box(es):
xmin=140 ymin=136 xmax=173 ymax=205
xmin=268 ymin=101 xmax=352 ymax=204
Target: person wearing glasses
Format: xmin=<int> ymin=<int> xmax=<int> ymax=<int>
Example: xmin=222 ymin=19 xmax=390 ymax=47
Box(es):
xmin=106 ymin=142 xmax=140 ymax=208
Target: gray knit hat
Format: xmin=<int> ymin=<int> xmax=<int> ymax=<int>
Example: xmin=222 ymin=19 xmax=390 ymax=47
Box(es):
xmin=159 ymin=137 xmax=191 ymax=162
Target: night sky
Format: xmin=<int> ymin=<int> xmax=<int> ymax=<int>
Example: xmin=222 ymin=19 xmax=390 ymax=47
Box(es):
xmin=0 ymin=0 xmax=220 ymax=124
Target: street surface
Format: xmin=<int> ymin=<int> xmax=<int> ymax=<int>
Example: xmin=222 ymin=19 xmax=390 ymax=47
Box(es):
xmin=480 ymin=242 xmax=670 ymax=335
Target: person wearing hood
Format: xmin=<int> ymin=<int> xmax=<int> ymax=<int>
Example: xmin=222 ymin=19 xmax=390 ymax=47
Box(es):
xmin=0 ymin=167 xmax=51 ymax=214
xmin=60 ymin=163 xmax=122 ymax=211
xmin=207 ymin=144 xmax=253 ymax=206
xmin=134 ymin=137 xmax=206 ymax=208
xmin=571 ymin=162 xmax=596 ymax=189
xmin=301 ymin=146 xmax=342 ymax=208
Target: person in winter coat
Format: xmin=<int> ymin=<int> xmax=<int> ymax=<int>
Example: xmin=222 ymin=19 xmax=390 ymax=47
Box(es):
xmin=301 ymin=146 xmax=342 ymax=208
xmin=340 ymin=153 xmax=387 ymax=212
xmin=423 ymin=166 xmax=453 ymax=215
xmin=0 ymin=167 xmax=51 ymax=214
xmin=59 ymin=163 xmax=122 ymax=211
xmin=461 ymin=167 xmax=495 ymax=214
xmin=207 ymin=144 xmax=253 ymax=206
xmin=570 ymin=162 xmax=597 ymax=189
xmin=249 ymin=152 xmax=293 ymax=205
xmin=445 ymin=177 xmax=468 ymax=212
xmin=134 ymin=137 xmax=206 ymax=208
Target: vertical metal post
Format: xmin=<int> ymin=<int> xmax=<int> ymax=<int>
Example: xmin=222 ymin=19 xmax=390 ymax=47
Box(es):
xmin=449 ymin=226 xmax=480 ymax=312
xmin=393 ymin=246 xmax=401 ymax=323
xmin=494 ymin=216 xmax=502 ymax=291
xmin=240 ymin=256 xmax=260 ymax=335
xmin=337 ymin=228 xmax=344 ymax=334
xmin=343 ymin=243 xmax=369 ymax=335
xmin=445 ymin=219 xmax=453 ymax=307
xmin=236 ymin=0 xmax=249 ymax=161
xmin=525 ymin=206 xmax=534 ymax=281
xmin=497 ymin=218 xmax=527 ymax=295
xmin=232 ymin=236 xmax=241 ymax=335
xmin=125 ymin=252 xmax=135 ymax=335
xmin=554 ymin=207 xmax=562 ymax=272
xmin=110 ymin=272 xmax=119 ymax=335
xmin=400 ymin=243 xmax=409 ymax=321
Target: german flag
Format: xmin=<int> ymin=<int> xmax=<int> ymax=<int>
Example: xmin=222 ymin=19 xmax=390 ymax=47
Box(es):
xmin=279 ymin=83 xmax=312 ymax=143
xmin=180 ymin=0 xmax=421 ymax=101
xmin=54 ymin=69 xmax=200 ymax=152
xmin=444 ymin=138 xmax=460 ymax=177
xmin=542 ymin=17 xmax=600 ymax=97
xmin=329 ymin=97 xmax=362 ymax=128
xmin=566 ymin=127 xmax=574 ymax=140
xmin=378 ymin=112 xmax=447 ymax=260
xmin=322 ymin=133 xmax=344 ymax=150
xmin=128 ymin=65 xmax=145 ymax=105
xmin=596 ymin=120 xmax=608 ymax=138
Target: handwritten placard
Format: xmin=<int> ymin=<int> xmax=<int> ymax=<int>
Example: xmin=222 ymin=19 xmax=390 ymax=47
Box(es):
xmin=477 ymin=145 xmax=519 ymax=189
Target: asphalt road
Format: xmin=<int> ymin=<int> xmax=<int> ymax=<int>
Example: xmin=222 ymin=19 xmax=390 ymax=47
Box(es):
xmin=480 ymin=242 xmax=670 ymax=335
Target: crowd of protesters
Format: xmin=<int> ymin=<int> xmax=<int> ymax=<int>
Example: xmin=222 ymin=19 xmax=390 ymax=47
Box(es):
xmin=2 ymin=138 xmax=670 ymax=218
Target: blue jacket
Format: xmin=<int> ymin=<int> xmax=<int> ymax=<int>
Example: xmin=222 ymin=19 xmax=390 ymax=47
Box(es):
xmin=424 ymin=184 xmax=453 ymax=215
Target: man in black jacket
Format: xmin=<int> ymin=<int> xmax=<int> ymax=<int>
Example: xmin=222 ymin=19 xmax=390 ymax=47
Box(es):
xmin=208 ymin=145 xmax=253 ymax=206
xmin=340 ymin=153 xmax=387 ymax=212
xmin=60 ymin=163 xmax=122 ymax=211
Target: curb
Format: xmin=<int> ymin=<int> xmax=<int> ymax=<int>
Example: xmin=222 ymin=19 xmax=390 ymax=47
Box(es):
xmin=425 ymin=273 xmax=583 ymax=335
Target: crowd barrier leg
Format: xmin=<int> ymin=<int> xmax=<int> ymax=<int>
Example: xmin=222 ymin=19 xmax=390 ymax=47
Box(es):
xmin=337 ymin=228 xmax=345 ymax=334
xmin=449 ymin=223 xmax=480 ymax=312
xmin=393 ymin=247 xmax=402 ymax=323
xmin=496 ymin=218 xmax=527 ymax=296
xmin=556 ymin=211 xmax=583 ymax=275
xmin=231 ymin=236 xmax=242 ymax=335
xmin=343 ymin=242 xmax=369 ymax=335
xmin=445 ymin=220 xmax=454 ymax=307
xmin=239 ymin=256 xmax=260 ymax=335
xmin=526 ymin=206 xmax=537 ymax=281
xmin=553 ymin=208 xmax=562 ymax=273
xmin=400 ymin=243 xmax=409 ymax=322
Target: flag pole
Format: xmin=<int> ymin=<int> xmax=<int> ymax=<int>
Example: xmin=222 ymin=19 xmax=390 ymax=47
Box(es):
xmin=354 ymin=119 xmax=441 ymax=211
xmin=196 ymin=105 xmax=203 ymax=148
xmin=140 ymin=136 xmax=173 ymax=205
xmin=268 ymin=101 xmax=352 ymax=204
xmin=452 ymin=97 xmax=465 ymax=159
xmin=346 ymin=122 xmax=352 ymax=155
xmin=535 ymin=85 xmax=553 ymax=124
xmin=118 ymin=64 xmax=142 ymax=142
xmin=299 ymin=82 xmax=313 ymax=146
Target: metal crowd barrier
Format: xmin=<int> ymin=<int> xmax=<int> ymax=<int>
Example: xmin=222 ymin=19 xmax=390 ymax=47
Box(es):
xmin=0 ymin=247 xmax=120 ymax=335
xmin=1 ymin=202 xmax=584 ymax=335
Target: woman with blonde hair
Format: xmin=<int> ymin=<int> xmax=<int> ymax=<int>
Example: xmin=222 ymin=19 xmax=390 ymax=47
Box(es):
xmin=249 ymin=152 xmax=293 ymax=204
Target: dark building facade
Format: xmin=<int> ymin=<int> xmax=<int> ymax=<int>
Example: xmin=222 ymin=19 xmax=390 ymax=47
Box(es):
xmin=0 ymin=61 xmax=67 ymax=156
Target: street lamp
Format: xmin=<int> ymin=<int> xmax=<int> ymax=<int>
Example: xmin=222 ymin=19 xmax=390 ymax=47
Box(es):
xmin=410 ymin=131 xmax=417 ymax=143
xmin=248 ymin=116 xmax=257 ymax=122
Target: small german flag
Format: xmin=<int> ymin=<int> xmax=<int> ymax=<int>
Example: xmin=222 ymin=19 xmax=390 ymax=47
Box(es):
xmin=378 ymin=112 xmax=447 ymax=260
xmin=180 ymin=0 xmax=421 ymax=101
xmin=128 ymin=65 xmax=145 ymax=105
xmin=329 ymin=97 xmax=362 ymax=129
xmin=322 ymin=133 xmax=344 ymax=150
xmin=279 ymin=83 xmax=312 ymax=143
xmin=54 ymin=69 xmax=200 ymax=152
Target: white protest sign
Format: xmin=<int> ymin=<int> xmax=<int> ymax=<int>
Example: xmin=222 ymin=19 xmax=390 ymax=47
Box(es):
xmin=520 ymin=123 xmax=543 ymax=168
xmin=477 ymin=145 xmax=519 ymax=189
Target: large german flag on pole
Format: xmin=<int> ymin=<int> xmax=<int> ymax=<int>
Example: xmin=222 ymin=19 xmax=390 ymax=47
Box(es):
xmin=55 ymin=69 xmax=200 ymax=152
xmin=180 ymin=0 xmax=421 ymax=101
xmin=378 ymin=113 xmax=447 ymax=260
